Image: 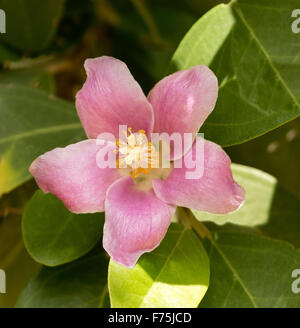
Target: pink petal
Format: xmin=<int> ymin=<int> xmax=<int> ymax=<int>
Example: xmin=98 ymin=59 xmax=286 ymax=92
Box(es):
xmin=29 ymin=139 xmax=121 ymax=214
xmin=103 ymin=176 xmax=176 ymax=267
xmin=148 ymin=65 xmax=218 ymax=158
xmin=76 ymin=56 xmax=154 ymax=138
xmin=153 ymin=138 xmax=245 ymax=214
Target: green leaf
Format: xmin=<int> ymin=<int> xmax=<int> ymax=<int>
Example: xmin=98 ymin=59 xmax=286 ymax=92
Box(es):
xmin=171 ymin=1 xmax=300 ymax=146
xmin=0 ymin=182 xmax=41 ymax=308
xmin=0 ymin=84 xmax=84 ymax=196
xmin=0 ymin=0 xmax=65 ymax=52
xmin=192 ymin=164 xmax=300 ymax=248
xmin=15 ymin=245 xmax=109 ymax=308
xmin=22 ymin=191 xmax=104 ymax=266
xmin=108 ymin=223 xmax=209 ymax=308
xmin=0 ymin=215 xmax=41 ymax=307
xmin=0 ymin=69 xmax=55 ymax=93
xmin=199 ymin=229 xmax=300 ymax=308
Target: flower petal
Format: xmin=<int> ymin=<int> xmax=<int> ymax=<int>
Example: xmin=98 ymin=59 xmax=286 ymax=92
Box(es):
xmin=148 ymin=65 xmax=218 ymax=157
xmin=76 ymin=56 xmax=154 ymax=138
xmin=153 ymin=138 xmax=245 ymax=214
xmin=103 ymin=176 xmax=176 ymax=267
xmin=29 ymin=139 xmax=121 ymax=214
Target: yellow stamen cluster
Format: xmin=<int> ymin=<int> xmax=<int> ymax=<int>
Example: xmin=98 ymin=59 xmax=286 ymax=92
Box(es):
xmin=115 ymin=128 xmax=159 ymax=178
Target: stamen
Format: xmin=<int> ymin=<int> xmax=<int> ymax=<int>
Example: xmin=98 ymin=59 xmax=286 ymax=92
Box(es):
xmin=115 ymin=128 xmax=159 ymax=178
xmin=130 ymin=168 xmax=149 ymax=178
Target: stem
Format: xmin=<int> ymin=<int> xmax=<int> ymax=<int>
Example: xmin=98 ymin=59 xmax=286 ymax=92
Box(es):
xmin=177 ymin=207 xmax=191 ymax=229
xmin=178 ymin=207 xmax=212 ymax=240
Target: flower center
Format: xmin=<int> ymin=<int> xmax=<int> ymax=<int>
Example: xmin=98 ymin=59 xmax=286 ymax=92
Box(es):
xmin=116 ymin=128 xmax=160 ymax=178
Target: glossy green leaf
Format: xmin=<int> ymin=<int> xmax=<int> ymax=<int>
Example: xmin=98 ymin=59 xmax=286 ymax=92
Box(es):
xmin=171 ymin=1 xmax=300 ymax=146
xmin=0 ymin=69 xmax=56 ymax=192
xmin=22 ymin=191 xmax=104 ymax=266
xmin=0 ymin=0 xmax=65 ymax=52
xmin=199 ymin=230 xmax=300 ymax=307
xmin=109 ymin=223 xmax=209 ymax=308
xmin=0 ymin=84 xmax=84 ymax=196
xmin=15 ymin=245 xmax=109 ymax=308
xmin=192 ymin=164 xmax=300 ymax=248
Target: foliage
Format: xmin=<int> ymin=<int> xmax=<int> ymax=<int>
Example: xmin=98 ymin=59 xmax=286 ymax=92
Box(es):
xmin=0 ymin=0 xmax=300 ymax=308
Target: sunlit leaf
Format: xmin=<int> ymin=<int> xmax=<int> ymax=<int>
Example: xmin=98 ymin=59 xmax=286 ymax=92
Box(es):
xmin=109 ymin=223 xmax=209 ymax=308
xmin=0 ymin=85 xmax=84 ymax=196
xmin=171 ymin=1 xmax=300 ymax=146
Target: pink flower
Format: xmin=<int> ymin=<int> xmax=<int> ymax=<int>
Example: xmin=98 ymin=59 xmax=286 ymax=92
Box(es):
xmin=30 ymin=56 xmax=245 ymax=268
